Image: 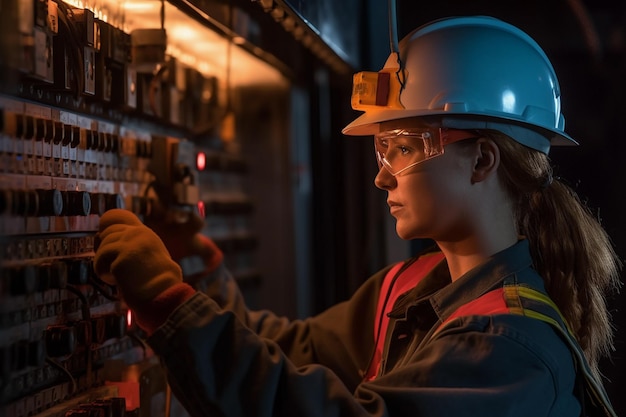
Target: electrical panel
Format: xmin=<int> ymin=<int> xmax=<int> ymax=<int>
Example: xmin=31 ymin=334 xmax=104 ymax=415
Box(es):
xmin=0 ymin=0 xmax=266 ymax=415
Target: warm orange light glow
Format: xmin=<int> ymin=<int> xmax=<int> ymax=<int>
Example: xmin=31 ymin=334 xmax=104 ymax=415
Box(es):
xmin=122 ymin=1 xmax=161 ymax=12
xmin=92 ymin=0 xmax=287 ymax=87
xmin=220 ymin=111 xmax=236 ymax=143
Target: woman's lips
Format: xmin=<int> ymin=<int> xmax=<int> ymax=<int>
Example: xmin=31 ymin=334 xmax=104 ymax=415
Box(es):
xmin=388 ymin=200 xmax=402 ymax=214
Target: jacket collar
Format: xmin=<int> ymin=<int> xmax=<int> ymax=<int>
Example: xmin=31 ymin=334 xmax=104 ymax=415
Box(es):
xmin=430 ymin=239 xmax=535 ymax=322
xmin=390 ymin=239 xmax=536 ymax=323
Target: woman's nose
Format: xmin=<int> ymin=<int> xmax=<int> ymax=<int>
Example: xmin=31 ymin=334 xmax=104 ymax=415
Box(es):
xmin=374 ymin=166 xmax=396 ymax=190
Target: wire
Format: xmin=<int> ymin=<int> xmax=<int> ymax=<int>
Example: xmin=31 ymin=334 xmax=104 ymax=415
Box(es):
xmin=66 ymin=285 xmax=91 ymax=322
xmin=225 ymin=0 xmax=234 ymax=114
xmin=165 ymin=383 xmax=172 ymax=417
xmin=46 ymin=357 xmax=78 ymax=396
xmin=88 ymin=272 xmax=122 ymax=301
xmin=65 ymin=284 xmax=94 ymax=388
xmin=388 ymin=0 xmax=399 ymax=55
xmin=387 ymin=0 xmax=406 ymax=91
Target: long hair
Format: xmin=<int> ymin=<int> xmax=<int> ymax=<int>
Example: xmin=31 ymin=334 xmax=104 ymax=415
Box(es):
xmin=487 ymin=130 xmax=621 ymax=380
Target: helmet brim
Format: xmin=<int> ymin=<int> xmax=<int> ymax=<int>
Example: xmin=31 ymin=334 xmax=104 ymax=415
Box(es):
xmin=342 ymin=108 xmax=578 ymax=151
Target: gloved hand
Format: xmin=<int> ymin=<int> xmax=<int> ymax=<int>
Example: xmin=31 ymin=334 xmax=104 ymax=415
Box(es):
xmin=143 ymin=205 xmax=205 ymax=261
xmin=143 ymin=204 xmax=224 ymax=280
xmin=94 ymin=209 xmax=183 ymax=309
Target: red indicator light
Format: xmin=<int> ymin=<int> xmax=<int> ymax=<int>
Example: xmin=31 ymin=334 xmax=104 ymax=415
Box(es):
xmin=126 ymin=310 xmax=133 ymax=329
xmin=196 ymin=152 xmax=206 ymax=171
xmin=197 ymin=200 xmax=205 ymax=218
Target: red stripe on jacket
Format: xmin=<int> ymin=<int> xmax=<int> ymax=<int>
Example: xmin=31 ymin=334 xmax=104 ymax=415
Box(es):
xmin=367 ymin=252 xmax=445 ymax=380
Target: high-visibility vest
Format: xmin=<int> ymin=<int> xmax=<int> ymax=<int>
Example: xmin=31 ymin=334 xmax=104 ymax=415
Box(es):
xmin=372 ymin=254 xmax=617 ymax=417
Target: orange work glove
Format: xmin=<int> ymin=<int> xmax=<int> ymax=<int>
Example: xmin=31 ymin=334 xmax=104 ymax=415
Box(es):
xmin=94 ymin=208 xmax=183 ymax=309
xmin=143 ymin=205 xmax=224 ymax=280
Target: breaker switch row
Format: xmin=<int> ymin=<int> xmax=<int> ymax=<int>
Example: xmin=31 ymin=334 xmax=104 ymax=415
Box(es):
xmin=0 ymin=257 xmax=99 ymax=296
xmin=90 ymin=193 xmax=125 ymax=216
xmin=8 ymin=115 xmax=80 ymax=148
xmin=0 ymin=189 xmax=123 ymax=217
xmin=85 ymin=130 xmax=120 ymax=153
xmin=2 ymin=114 xmax=131 ymax=156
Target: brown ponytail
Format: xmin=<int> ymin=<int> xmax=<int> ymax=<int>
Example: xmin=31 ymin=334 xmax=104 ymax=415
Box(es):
xmin=488 ymin=131 xmax=622 ymax=380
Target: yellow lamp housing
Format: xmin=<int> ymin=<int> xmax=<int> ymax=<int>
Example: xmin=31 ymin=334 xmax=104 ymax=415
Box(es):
xmin=351 ymin=68 xmax=405 ymax=111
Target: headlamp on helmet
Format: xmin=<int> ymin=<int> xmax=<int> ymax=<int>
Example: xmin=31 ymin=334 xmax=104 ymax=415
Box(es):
xmin=351 ymin=68 xmax=405 ymax=111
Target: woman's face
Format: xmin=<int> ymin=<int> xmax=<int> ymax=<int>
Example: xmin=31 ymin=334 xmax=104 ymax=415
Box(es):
xmin=374 ymin=138 xmax=477 ymax=242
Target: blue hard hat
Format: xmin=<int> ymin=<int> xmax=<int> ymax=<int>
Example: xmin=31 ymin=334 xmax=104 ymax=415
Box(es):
xmin=342 ymin=16 xmax=577 ymax=153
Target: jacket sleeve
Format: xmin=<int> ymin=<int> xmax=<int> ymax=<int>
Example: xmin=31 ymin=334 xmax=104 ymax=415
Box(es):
xmin=188 ymin=262 xmax=390 ymax=391
xmin=147 ymin=298 xmax=578 ymax=417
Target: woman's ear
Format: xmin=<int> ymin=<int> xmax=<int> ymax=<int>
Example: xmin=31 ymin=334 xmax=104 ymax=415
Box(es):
xmin=471 ymin=138 xmax=500 ymax=183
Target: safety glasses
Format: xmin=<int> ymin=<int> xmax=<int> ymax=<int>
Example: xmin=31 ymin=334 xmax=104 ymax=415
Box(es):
xmin=374 ymin=127 xmax=479 ymax=176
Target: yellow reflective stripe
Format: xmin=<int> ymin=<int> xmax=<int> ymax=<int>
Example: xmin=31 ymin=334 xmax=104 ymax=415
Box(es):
xmin=503 ymin=285 xmax=575 ymax=335
xmin=522 ymin=309 xmax=561 ymax=329
xmin=515 ymin=286 xmax=560 ymax=312
xmin=505 ymin=286 xmax=616 ymax=417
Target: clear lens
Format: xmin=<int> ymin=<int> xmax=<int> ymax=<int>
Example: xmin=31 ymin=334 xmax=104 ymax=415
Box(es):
xmin=374 ymin=128 xmax=478 ymax=176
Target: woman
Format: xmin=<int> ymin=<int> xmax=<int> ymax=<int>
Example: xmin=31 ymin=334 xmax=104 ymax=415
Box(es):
xmin=95 ymin=16 xmax=621 ymax=416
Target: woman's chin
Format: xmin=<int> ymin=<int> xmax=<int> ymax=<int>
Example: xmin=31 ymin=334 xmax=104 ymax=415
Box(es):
xmin=395 ymin=225 xmax=427 ymax=241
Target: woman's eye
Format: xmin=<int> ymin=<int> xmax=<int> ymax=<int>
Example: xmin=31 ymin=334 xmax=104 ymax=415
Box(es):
xmin=399 ymin=146 xmax=410 ymax=155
